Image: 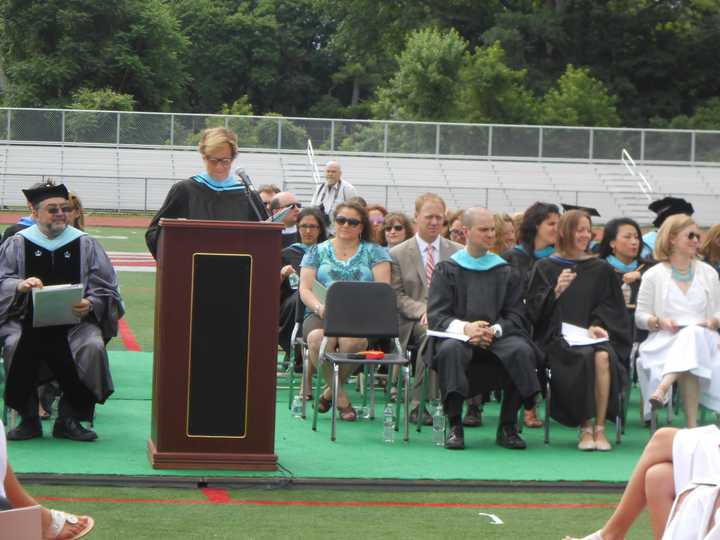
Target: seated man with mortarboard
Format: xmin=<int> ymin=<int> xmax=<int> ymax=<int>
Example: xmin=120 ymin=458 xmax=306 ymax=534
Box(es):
xmin=0 ymin=183 xmax=123 ymax=442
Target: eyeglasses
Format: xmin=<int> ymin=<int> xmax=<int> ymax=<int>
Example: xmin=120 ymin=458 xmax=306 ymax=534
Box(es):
xmin=687 ymin=232 xmax=700 ymax=241
xmin=283 ymin=203 xmax=302 ymax=210
xmin=335 ymin=216 xmax=361 ymax=227
xmin=450 ymin=229 xmax=464 ymax=236
xmin=205 ymin=156 xmax=233 ymax=166
xmin=299 ymin=224 xmax=319 ymax=230
xmin=43 ymin=205 xmax=73 ymax=215
xmin=384 ymin=224 xmax=404 ymax=232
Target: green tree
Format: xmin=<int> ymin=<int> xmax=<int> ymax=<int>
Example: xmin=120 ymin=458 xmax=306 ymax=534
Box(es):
xmin=373 ymin=28 xmax=468 ymax=121
xmin=457 ymin=42 xmax=538 ymax=124
xmin=539 ymin=64 xmax=620 ymax=126
xmin=70 ymin=88 xmax=135 ymax=111
xmin=0 ymin=0 xmax=188 ymax=110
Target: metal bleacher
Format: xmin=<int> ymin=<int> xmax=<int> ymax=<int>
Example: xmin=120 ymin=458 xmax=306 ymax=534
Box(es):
xmin=1 ymin=144 xmax=719 ymax=225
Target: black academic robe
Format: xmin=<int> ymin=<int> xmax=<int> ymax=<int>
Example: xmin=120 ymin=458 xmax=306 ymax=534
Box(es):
xmin=501 ymin=247 xmax=535 ymax=286
xmin=1 ymin=223 xmax=29 ymax=245
xmin=526 ymin=257 xmax=632 ymax=427
xmin=427 ymin=260 xmax=542 ymax=401
xmin=145 ymin=179 xmax=259 ymax=258
xmin=278 ymin=244 xmax=307 ymax=353
xmin=605 ymin=258 xmax=655 ymax=344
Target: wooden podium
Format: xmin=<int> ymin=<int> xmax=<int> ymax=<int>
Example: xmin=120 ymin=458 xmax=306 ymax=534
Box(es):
xmin=148 ymin=219 xmax=283 ymax=470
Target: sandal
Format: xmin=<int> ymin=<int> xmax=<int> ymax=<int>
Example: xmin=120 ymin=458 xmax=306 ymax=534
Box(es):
xmin=649 ymin=386 xmax=669 ymax=410
xmin=577 ymin=426 xmax=595 ymax=451
xmin=562 ymin=531 xmax=604 ymax=540
xmin=338 ymin=404 xmax=357 ymax=422
xmin=594 ymin=425 xmax=612 ymax=452
xmin=523 ymin=407 xmax=543 ymax=428
xmin=316 ymin=395 xmax=332 ymax=414
xmin=45 ymin=509 xmax=95 ymax=539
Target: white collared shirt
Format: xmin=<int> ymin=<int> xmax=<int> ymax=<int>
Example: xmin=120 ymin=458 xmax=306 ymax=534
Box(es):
xmin=415 ymin=233 xmax=441 ymax=268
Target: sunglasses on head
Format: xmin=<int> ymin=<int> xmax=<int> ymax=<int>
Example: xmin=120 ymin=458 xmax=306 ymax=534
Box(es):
xmin=384 ymin=224 xmax=404 ymax=232
xmin=335 ymin=216 xmax=361 ymax=227
xmin=43 ymin=205 xmax=73 ymax=215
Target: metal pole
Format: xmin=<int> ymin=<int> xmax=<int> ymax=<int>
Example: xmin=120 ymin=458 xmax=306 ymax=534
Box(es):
xmin=61 ymin=110 xmax=65 ymax=145
xmin=383 ymin=123 xmax=388 ymax=154
xmin=330 ymin=120 xmax=335 ymax=152
xmin=116 ymin=112 xmax=121 ymax=146
xmin=277 ymin=118 xmax=282 ymax=150
xmin=538 ymin=127 xmax=543 ymax=159
xmin=6 ymin=109 xmax=11 ymax=141
xmin=640 ymin=130 xmax=645 ymax=161
xmin=170 ymin=114 xmax=174 ymax=146
xmin=588 ymin=129 xmax=594 ymax=161
xmin=488 ymin=126 xmax=493 ymax=157
xmin=435 ymin=124 xmax=440 ymax=156
xmin=690 ymin=131 xmax=696 ymax=163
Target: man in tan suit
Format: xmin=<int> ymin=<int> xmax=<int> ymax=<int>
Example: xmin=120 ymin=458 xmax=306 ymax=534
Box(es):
xmin=390 ymin=193 xmax=463 ymax=425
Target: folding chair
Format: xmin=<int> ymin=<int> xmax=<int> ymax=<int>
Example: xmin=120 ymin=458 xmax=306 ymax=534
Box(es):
xmin=310 ymin=281 xmax=411 ymax=442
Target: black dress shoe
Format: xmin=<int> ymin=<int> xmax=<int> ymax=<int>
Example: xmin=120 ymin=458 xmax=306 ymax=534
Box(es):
xmin=445 ymin=425 xmax=465 ymax=450
xmin=496 ymin=424 xmax=526 ymax=450
xmin=52 ymin=417 xmax=97 ymax=442
xmin=462 ymin=404 xmax=483 ymax=427
xmin=6 ymin=418 xmax=42 ymax=441
xmin=409 ymin=407 xmax=433 ymax=426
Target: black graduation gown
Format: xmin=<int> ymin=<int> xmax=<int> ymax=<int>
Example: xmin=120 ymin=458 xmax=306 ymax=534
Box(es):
xmin=605 ymin=258 xmax=655 ymax=344
xmin=501 ymin=247 xmax=535 ymax=286
xmin=1 ymin=222 xmax=29 ymax=245
xmin=145 ymin=179 xmax=259 ymax=258
xmin=278 ymin=244 xmax=306 ymax=354
xmin=526 ymin=257 xmax=632 ymax=427
xmin=427 ymin=260 xmax=542 ymax=401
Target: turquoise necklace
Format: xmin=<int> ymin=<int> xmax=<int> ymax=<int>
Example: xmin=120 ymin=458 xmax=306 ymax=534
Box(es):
xmin=671 ymin=263 xmax=694 ymax=282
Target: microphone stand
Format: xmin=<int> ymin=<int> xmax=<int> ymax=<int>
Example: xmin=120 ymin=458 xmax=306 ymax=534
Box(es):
xmin=236 ymin=168 xmax=270 ymax=221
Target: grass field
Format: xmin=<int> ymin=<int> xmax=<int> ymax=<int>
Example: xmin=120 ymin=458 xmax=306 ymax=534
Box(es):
xmin=3 ymin=223 xmax=659 ymax=538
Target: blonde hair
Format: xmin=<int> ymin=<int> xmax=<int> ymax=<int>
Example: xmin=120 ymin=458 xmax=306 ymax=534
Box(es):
xmin=653 ymin=214 xmax=697 ymax=261
xmin=414 ymin=193 xmax=446 ymax=214
xmin=493 ymin=212 xmax=515 ymax=254
xmin=556 ymin=210 xmax=592 ymax=255
xmin=198 ymin=127 xmax=238 ymax=157
xmin=68 ymin=191 xmax=85 ymax=230
xmin=700 ymin=224 xmax=720 ymax=265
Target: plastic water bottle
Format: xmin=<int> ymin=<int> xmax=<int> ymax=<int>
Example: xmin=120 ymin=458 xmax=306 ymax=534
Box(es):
xmin=291 ymin=395 xmax=303 ymax=418
xmin=621 ymin=282 xmax=631 ymax=306
xmin=288 ymin=272 xmax=300 ymax=290
xmin=383 ymin=403 xmax=395 ymax=443
xmin=432 ymin=402 xmax=445 ymax=446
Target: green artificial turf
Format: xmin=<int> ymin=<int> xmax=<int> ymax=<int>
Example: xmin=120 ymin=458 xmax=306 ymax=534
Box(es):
xmin=24 ymin=484 xmax=652 ymax=540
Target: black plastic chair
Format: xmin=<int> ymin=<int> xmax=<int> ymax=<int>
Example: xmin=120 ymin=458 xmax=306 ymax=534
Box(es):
xmin=310 ymin=281 xmax=411 ymax=442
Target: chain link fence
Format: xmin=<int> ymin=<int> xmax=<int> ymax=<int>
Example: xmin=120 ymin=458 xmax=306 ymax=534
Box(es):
xmin=2 ymin=107 xmax=719 ymax=163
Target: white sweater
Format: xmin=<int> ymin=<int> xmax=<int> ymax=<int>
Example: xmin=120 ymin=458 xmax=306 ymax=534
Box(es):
xmin=635 ymin=260 xmax=720 ymax=330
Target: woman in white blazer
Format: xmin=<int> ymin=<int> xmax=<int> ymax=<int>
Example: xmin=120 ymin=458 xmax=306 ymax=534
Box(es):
xmin=635 ymin=214 xmax=720 ymax=427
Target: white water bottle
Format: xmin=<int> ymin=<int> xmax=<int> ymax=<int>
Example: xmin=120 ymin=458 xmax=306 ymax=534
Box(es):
xmin=291 ymin=395 xmax=302 ymax=418
xmin=383 ymin=403 xmax=395 ymax=443
xmin=432 ymin=402 xmax=445 ymax=446
xmin=621 ymin=282 xmax=632 ymax=306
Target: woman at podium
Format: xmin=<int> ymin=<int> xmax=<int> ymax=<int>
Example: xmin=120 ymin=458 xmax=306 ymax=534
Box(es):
xmin=145 ymin=127 xmax=259 ymax=258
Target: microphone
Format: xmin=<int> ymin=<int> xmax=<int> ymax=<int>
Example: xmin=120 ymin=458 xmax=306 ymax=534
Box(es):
xmin=235 ymin=168 xmax=270 ymax=221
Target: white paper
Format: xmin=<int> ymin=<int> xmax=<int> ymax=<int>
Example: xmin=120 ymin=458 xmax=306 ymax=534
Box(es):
xmin=32 ymin=283 xmax=84 ymax=327
xmin=561 ymin=322 xmax=608 ymax=347
xmin=426 ymin=329 xmax=470 ymax=342
xmin=674 ymin=316 xmax=703 ymax=327
xmin=312 ymin=279 xmax=327 ymax=303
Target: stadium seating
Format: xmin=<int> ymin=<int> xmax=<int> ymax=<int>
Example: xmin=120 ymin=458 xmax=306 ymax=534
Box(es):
xmin=1 ymin=144 xmax=718 ymax=225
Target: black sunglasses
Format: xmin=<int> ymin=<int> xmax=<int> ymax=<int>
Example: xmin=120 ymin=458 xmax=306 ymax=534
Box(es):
xmin=284 ymin=202 xmax=302 ymax=210
xmin=335 ymin=216 xmax=361 ymax=227
xmin=44 ymin=205 xmax=73 ymax=215
xmin=687 ymin=232 xmax=700 ymax=240
xmin=384 ymin=224 xmax=404 ymax=232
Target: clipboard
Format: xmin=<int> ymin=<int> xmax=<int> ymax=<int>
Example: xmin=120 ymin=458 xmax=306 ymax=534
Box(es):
xmin=31 ymin=283 xmax=83 ymax=327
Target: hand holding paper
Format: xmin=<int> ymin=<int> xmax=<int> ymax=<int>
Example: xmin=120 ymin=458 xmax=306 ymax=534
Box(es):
xmin=561 ymin=322 xmax=609 ymax=347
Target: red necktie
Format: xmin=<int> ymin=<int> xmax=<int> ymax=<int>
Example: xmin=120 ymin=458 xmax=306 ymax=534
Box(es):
xmin=426 ymin=245 xmax=435 ymax=286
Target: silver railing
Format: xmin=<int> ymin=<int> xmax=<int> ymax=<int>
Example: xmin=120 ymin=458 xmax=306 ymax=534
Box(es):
xmin=1 ymin=107 xmax=719 ymax=163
